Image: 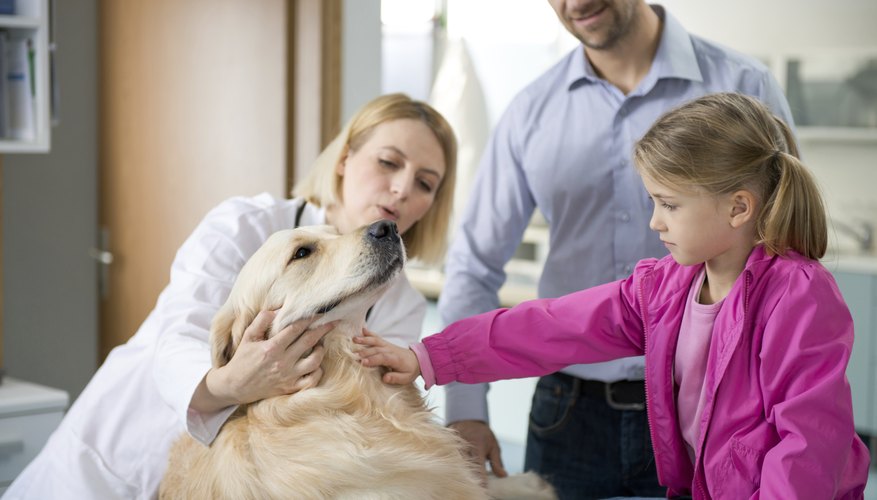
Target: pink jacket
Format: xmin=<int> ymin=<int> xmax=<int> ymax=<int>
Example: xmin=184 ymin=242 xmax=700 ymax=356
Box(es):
xmin=424 ymin=246 xmax=870 ymax=498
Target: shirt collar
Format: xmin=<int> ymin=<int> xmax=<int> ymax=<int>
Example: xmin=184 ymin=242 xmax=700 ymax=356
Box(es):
xmin=651 ymin=5 xmax=702 ymax=83
xmin=565 ymin=4 xmax=703 ymax=90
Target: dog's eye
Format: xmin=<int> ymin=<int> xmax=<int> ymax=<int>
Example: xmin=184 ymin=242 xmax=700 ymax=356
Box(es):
xmin=290 ymin=246 xmax=313 ymax=262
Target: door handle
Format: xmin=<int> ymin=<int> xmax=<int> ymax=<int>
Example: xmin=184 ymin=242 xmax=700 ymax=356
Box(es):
xmin=90 ymin=227 xmax=112 ymax=299
xmin=88 ymin=247 xmax=114 ymax=265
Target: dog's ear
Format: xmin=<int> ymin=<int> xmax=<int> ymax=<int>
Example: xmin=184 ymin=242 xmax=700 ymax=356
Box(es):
xmin=210 ymin=303 xmax=238 ymax=368
xmin=210 ymin=303 xmax=259 ymax=368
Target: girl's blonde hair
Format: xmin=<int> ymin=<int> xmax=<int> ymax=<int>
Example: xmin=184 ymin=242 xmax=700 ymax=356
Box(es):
xmin=633 ymin=92 xmax=827 ymax=259
xmin=293 ymin=93 xmax=457 ymax=265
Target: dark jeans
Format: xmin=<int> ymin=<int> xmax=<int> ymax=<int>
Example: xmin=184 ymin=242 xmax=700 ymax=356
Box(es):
xmin=524 ymin=372 xmax=665 ymax=500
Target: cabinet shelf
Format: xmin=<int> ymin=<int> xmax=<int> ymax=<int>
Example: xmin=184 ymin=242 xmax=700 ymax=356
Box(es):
xmin=797 ymin=127 xmax=877 ymax=144
xmin=0 ymin=0 xmax=51 ymax=153
xmin=0 ymin=137 xmax=45 ymax=152
xmin=0 ymin=15 xmax=41 ymax=29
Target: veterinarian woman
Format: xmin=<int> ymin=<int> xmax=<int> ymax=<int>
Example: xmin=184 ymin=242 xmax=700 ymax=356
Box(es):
xmin=4 ymin=93 xmax=457 ymax=500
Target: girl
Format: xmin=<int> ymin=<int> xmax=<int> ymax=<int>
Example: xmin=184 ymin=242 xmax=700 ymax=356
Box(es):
xmin=357 ymin=93 xmax=870 ymax=498
xmin=6 ymin=93 xmax=457 ymax=499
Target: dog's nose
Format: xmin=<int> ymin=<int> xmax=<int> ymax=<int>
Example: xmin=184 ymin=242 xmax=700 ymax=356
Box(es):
xmin=367 ymin=220 xmax=398 ymax=240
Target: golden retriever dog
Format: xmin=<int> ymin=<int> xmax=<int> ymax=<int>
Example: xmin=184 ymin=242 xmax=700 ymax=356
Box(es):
xmin=160 ymin=220 xmax=555 ymax=500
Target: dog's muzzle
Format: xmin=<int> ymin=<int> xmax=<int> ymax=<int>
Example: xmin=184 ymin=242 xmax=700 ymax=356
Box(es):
xmin=365 ymin=220 xmax=404 ymax=272
xmin=367 ymin=219 xmax=398 ymax=243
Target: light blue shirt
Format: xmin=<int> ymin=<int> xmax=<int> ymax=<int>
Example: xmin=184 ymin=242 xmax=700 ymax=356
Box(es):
xmin=438 ymin=6 xmax=793 ymax=424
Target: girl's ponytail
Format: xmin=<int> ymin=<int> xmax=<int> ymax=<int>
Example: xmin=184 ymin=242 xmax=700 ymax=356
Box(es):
xmin=758 ymin=148 xmax=827 ymax=259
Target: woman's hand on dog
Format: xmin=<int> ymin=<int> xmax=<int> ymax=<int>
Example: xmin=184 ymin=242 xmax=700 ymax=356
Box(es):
xmin=193 ymin=311 xmax=335 ymax=413
xmin=354 ymin=329 xmax=421 ymax=384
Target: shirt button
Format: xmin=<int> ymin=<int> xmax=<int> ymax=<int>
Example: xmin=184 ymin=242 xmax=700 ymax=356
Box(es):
xmin=619 ymin=212 xmax=630 ymax=222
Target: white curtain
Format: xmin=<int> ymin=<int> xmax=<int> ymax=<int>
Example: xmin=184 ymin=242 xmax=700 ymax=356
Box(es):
xmin=429 ymin=37 xmax=490 ymax=242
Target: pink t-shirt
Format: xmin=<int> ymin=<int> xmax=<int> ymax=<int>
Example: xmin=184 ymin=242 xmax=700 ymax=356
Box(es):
xmin=674 ymin=269 xmax=723 ymax=462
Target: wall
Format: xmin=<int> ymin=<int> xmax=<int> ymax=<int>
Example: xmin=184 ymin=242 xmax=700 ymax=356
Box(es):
xmin=663 ymin=0 xmax=877 ymax=252
xmin=2 ymin=1 xmax=99 ymax=400
xmin=341 ymin=0 xmax=382 ymax=123
xmin=663 ymin=0 xmax=877 ymax=55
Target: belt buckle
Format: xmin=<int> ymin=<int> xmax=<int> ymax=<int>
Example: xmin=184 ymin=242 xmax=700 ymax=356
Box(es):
xmin=604 ymin=382 xmax=645 ymax=411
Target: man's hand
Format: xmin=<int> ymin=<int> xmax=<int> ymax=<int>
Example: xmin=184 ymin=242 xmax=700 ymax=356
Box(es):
xmin=449 ymin=420 xmax=507 ymax=483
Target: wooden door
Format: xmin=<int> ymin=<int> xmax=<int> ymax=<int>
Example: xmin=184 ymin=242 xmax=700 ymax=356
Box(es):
xmin=99 ymin=0 xmax=289 ymax=358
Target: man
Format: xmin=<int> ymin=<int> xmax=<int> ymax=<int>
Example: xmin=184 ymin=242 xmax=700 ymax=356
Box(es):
xmin=438 ymin=1 xmax=793 ymax=498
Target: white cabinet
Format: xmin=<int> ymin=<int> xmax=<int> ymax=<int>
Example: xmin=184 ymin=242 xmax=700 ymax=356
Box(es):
xmin=833 ymin=270 xmax=877 ymax=436
xmin=768 ymin=50 xmax=877 ymax=144
xmin=0 ymin=377 xmax=68 ymax=494
xmin=0 ymin=0 xmax=50 ymax=152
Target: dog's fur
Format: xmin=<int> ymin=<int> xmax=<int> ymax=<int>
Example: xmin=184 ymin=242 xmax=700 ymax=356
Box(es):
xmin=159 ymin=222 xmax=555 ymax=500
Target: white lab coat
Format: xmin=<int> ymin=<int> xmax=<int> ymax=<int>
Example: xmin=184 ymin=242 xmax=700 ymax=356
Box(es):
xmin=4 ymin=194 xmax=426 ymax=500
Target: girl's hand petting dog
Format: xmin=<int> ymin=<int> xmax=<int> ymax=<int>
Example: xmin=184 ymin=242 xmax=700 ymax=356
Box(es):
xmin=355 ymin=328 xmax=421 ymax=384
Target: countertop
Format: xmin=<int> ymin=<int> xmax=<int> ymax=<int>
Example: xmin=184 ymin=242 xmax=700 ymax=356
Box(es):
xmin=0 ymin=378 xmax=68 ymax=416
xmin=406 ymin=267 xmax=537 ymax=307
xmin=821 ymin=252 xmax=877 ymax=275
xmin=408 ymin=250 xmax=877 ymax=306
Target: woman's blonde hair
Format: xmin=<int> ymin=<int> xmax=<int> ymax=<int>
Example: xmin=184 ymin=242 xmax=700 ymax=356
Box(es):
xmin=293 ymin=93 xmax=457 ymax=265
xmin=633 ymin=92 xmax=827 ymax=260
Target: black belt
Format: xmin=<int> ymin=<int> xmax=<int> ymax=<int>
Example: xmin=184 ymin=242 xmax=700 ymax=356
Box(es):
xmin=555 ymin=372 xmax=646 ymax=411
